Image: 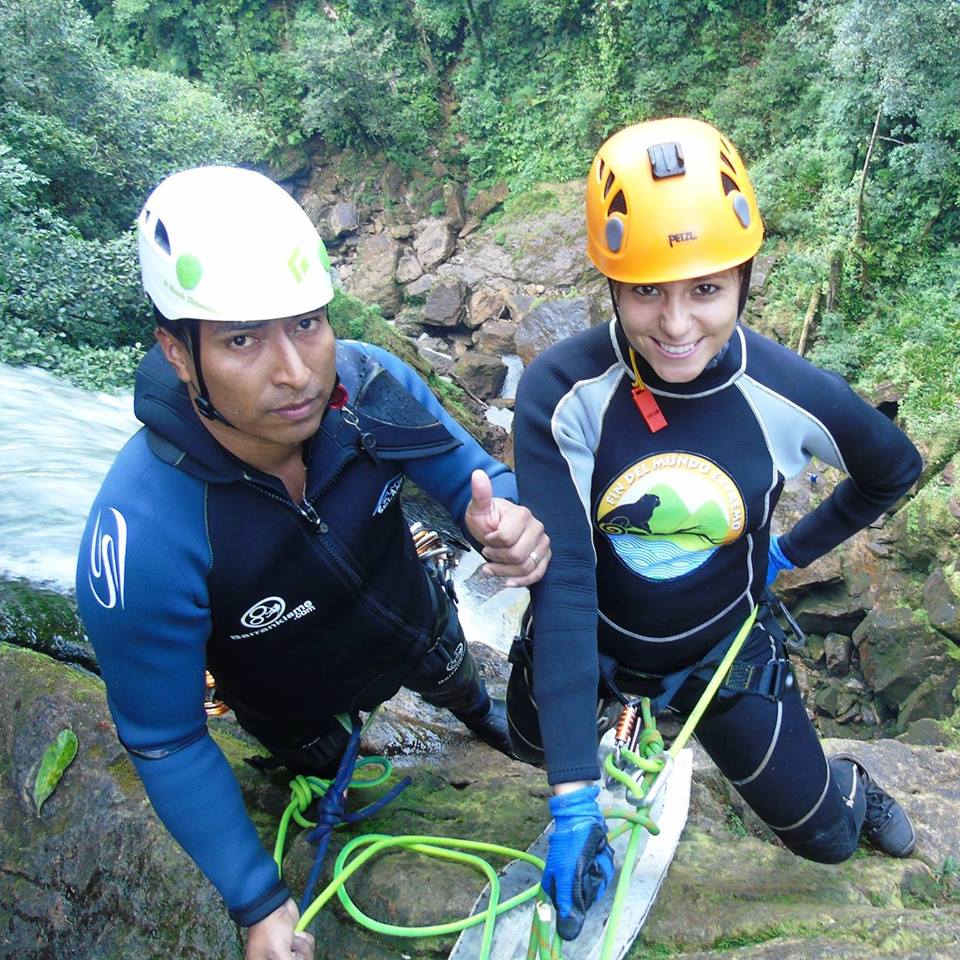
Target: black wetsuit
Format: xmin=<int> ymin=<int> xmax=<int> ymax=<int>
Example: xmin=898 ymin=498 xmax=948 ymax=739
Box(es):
xmin=509 ymin=319 xmax=921 ymax=861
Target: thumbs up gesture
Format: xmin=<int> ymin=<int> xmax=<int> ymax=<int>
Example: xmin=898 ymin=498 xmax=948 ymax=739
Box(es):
xmin=464 ymin=469 xmax=550 ymax=587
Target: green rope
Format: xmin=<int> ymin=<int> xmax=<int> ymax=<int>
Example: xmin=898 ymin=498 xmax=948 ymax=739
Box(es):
xmin=275 ymin=607 xmax=759 ymax=960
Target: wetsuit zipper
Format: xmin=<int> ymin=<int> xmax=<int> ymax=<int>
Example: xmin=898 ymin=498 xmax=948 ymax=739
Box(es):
xmin=240 ymin=463 xmax=424 ymax=644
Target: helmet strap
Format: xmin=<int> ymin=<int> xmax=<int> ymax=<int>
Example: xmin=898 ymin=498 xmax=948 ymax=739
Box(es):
xmin=186 ymin=320 xmax=235 ymax=429
xmin=737 ymin=259 xmax=753 ymax=318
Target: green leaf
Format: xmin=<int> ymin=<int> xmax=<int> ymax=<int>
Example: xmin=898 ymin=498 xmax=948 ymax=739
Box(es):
xmin=33 ymin=729 xmax=79 ymax=815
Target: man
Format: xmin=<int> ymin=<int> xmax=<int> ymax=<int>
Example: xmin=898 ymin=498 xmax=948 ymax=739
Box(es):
xmin=76 ymin=166 xmax=549 ymax=959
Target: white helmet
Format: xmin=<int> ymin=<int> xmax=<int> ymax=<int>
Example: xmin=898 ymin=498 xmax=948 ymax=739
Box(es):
xmin=137 ymin=166 xmax=334 ymax=323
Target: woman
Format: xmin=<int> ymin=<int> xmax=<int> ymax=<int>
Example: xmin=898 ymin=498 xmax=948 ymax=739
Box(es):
xmin=509 ymin=117 xmax=923 ymax=941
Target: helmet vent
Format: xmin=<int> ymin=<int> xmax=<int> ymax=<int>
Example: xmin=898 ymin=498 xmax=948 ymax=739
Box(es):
xmin=598 ymin=159 xmax=606 ymax=181
xmin=154 ymin=219 xmax=171 ymax=255
xmin=721 ymin=172 xmax=739 ymax=196
xmin=608 ymin=189 xmax=627 ymax=216
xmin=720 ymin=151 xmax=736 ymax=174
xmin=603 ymin=170 xmax=616 ymax=199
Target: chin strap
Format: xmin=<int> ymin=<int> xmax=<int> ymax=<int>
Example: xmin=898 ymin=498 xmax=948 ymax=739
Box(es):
xmin=185 ymin=320 xmax=235 ymax=428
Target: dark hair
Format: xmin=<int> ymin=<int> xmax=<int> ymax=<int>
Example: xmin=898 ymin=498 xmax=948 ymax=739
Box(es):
xmin=153 ymin=305 xmax=192 ymax=345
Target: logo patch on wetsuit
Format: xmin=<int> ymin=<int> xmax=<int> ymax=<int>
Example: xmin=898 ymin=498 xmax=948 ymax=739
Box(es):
xmin=373 ymin=473 xmax=404 ymax=515
xmin=88 ymin=507 xmax=127 ymax=610
xmin=230 ymin=596 xmax=317 ymax=640
xmin=595 ymin=452 xmax=745 ymax=581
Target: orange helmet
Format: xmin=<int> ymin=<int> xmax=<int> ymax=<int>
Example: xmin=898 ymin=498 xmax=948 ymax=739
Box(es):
xmin=586 ymin=117 xmax=763 ymax=284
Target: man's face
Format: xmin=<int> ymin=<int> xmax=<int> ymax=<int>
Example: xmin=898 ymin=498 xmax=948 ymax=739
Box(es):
xmin=158 ymin=307 xmax=336 ymax=464
xmin=615 ymin=269 xmax=740 ymax=383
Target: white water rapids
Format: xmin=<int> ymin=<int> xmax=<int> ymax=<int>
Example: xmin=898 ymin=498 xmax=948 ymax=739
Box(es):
xmin=0 ymin=360 xmax=525 ymax=652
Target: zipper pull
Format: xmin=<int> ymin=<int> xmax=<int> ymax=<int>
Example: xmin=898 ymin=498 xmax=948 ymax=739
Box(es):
xmin=340 ymin=404 xmax=379 ymax=463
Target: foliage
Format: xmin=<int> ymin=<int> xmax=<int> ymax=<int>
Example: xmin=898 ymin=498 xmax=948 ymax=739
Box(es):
xmin=33 ymin=729 xmax=79 ymax=815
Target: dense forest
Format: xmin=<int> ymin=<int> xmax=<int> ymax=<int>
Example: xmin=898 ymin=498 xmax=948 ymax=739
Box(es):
xmin=1 ymin=0 xmax=958 ymax=448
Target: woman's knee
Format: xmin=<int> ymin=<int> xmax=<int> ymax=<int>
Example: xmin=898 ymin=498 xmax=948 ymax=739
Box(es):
xmin=778 ymin=812 xmax=860 ymax=864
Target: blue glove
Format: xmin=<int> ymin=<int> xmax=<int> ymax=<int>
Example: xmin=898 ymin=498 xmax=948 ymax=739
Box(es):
xmin=766 ymin=534 xmax=795 ymax=586
xmin=542 ymin=785 xmax=615 ymax=941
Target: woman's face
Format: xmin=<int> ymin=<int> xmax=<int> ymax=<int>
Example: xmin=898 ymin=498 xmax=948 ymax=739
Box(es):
xmin=615 ymin=268 xmax=740 ymax=383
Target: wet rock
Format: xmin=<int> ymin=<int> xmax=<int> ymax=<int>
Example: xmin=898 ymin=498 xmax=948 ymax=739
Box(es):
xmin=0 ymin=644 xmax=250 ymax=959
xmin=749 ymin=253 xmax=777 ymax=292
xmin=0 ymin=579 xmax=96 ymax=673
xmin=328 ymin=201 xmax=359 ymax=238
xmin=853 ymin=603 xmax=960 ymax=718
xmin=467 ymin=183 xmax=508 ymax=219
xmin=474 ymin=319 xmax=518 ymax=357
xmin=453 ymin=353 xmax=507 ymax=400
xmin=823 ymin=632 xmax=853 ymax=677
xmin=413 ymin=218 xmax=456 ymax=270
xmin=515 ymin=296 xmax=599 ymax=365
xmin=466 ymin=287 xmax=507 ymax=330
xmin=422 ymin=280 xmax=467 ymax=328
xmin=346 ymin=233 xmax=401 ymax=317
xmin=396 ymin=251 xmax=423 ymax=284
xmin=923 ymin=564 xmax=960 ymax=642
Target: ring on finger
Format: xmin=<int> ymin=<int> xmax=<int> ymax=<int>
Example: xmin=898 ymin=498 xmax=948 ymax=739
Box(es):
xmin=528 ymin=549 xmax=540 ymax=566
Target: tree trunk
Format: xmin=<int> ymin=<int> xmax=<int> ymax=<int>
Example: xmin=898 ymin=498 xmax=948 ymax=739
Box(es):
xmin=797 ymin=284 xmax=821 ymax=358
xmin=826 ymin=253 xmax=842 ymax=313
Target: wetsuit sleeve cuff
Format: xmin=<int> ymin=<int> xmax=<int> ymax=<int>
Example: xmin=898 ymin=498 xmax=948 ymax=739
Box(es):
xmin=775 ymin=533 xmax=801 ymax=568
xmin=229 ymin=878 xmax=291 ymax=927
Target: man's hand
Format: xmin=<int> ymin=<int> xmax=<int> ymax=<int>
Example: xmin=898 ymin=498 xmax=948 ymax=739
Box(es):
xmin=464 ymin=469 xmax=550 ymax=587
xmin=245 ymin=899 xmax=314 ymax=960
xmin=542 ymin=784 xmax=615 ymax=941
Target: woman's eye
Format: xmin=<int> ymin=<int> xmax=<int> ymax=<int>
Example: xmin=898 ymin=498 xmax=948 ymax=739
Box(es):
xmin=695 ymin=283 xmax=719 ymax=295
xmin=634 ymin=285 xmax=659 ymax=297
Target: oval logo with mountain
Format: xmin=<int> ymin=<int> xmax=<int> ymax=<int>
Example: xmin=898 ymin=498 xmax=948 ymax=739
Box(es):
xmin=596 ymin=452 xmax=746 ymax=580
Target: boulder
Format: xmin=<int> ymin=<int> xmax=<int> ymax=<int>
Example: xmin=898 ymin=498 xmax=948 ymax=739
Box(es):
xmin=414 ymin=335 xmax=455 ymax=377
xmin=453 ymin=353 xmax=507 ymax=400
xmin=422 ymin=280 xmax=467 ymax=328
xmin=0 ymin=644 xmax=248 ymax=959
xmin=466 ymin=287 xmax=507 ymax=330
xmin=853 ymin=603 xmax=960 ymax=718
xmin=396 ymin=252 xmax=423 ymax=284
xmin=474 ymin=319 xmax=518 ymax=357
xmin=413 ymin=218 xmax=456 ymax=270
xmin=467 ymin=183 xmax=508 ymax=219
xmin=346 ymin=233 xmax=401 ymax=317
xmin=923 ymin=564 xmax=960 ymax=642
xmin=443 ymin=182 xmax=467 ymax=231
xmin=0 ymin=578 xmax=96 ymax=673
xmin=328 ymin=201 xmax=359 ymax=238
xmin=823 ymin=632 xmax=853 ymax=677
xmin=403 ymin=273 xmax=436 ymax=302
xmin=515 ymin=296 xmax=599 ymax=365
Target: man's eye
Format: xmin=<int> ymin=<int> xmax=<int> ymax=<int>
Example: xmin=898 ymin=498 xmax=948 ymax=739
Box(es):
xmin=298 ymin=317 xmax=316 ymax=330
xmin=230 ymin=335 xmax=248 ymax=348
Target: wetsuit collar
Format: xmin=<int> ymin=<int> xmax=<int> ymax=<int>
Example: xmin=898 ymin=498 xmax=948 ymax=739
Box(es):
xmin=611 ymin=319 xmax=746 ymax=398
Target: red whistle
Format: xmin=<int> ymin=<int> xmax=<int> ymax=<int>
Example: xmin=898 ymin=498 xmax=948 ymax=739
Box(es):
xmin=632 ymin=384 xmax=668 ymax=433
